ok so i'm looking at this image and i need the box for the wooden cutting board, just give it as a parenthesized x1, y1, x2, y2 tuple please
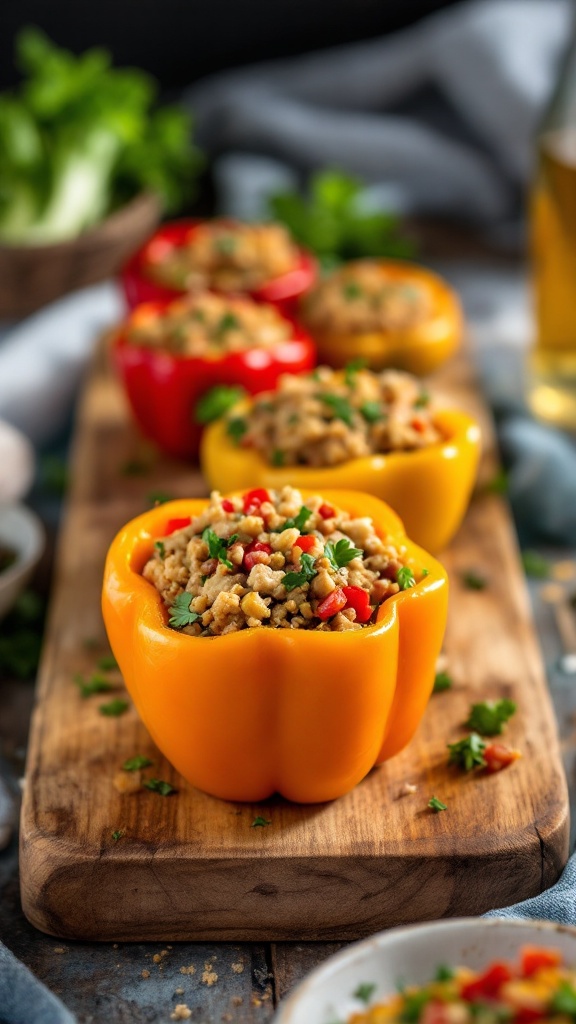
(20, 343, 569, 941)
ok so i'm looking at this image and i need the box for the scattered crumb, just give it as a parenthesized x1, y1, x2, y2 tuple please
(180, 965, 196, 975)
(153, 953, 162, 964)
(202, 966, 218, 986)
(167, 945, 173, 950)
(112, 944, 118, 949)
(231, 997, 243, 1007)
(53, 947, 65, 954)
(113, 769, 142, 794)
(397, 782, 418, 798)
(251, 997, 262, 1007)
(222, 1014, 233, 1021)
(175, 988, 184, 995)
(540, 583, 565, 605)
(231, 962, 244, 974)
(141, 970, 150, 979)
(161, 949, 169, 957)
(171, 1004, 192, 1020)
(553, 560, 576, 582)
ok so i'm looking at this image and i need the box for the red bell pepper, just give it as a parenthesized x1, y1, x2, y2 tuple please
(120, 220, 317, 315)
(317, 588, 348, 621)
(294, 535, 316, 553)
(242, 489, 272, 514)
(460, 963, 512, 1002)
(521, 947, 562, 977)
(165, 517, 191, 534)
(243, 540, 273, 571)
(342, 585, 373, 623)
(112, 303, 315, 460)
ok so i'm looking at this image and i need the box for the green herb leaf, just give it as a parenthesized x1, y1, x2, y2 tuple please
(353, 983, 376, 1005)
(123, 755, 153, 771)
(399, 990, 432, 1022)
(144, 778, 176, 796)
(318, 393, 355, 427)
(413, 391, 430, 409)
(360, 401, 384, 424)
(433, 671, 453, 693)
(215, 235, 236, 255)
(97, 654, 119, 671)
(111, 830, 124, 842)
(195, 385, 246, 425)
(251, 816, 272, 828)
(202, 528, 238, 570)
(324, 538, 363, 570)
(121, 458, 150, 477)
(521, 550, 551, 579)
(434, 965, 454, 981)
(397, 566, 416, 590)
(551, 981, 576, 1016)
(344, 357, 367, 387)
(40, 454, 68, 494)
(276, 506, 313, 533)
(215, 312, 240, 338)
(74, 672, 115, 698)
(466, 699, 516, 736)
(428, 796, 447, 812)
(283, 553, 318, 591)
(227, 416, 248, 444)
(271, 449, 285, 467)
(485, 469, 509, 495)
(461, 570, 487, 590)
(447, 733, 487, 771)
(155, 540, 165, 559)
(99, 698, 129, 717)
(147, 491, 173, 506)
(168, 592, 202, 628)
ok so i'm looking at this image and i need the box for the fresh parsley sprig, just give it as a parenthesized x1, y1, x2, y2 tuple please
(318, 393, 355, 427)
(428, 796, 447, 812)
(144, 779, 176, 796)
(123, 755, 153, 771)
(168, 592, 202, 629)
(74, 672, 115, 698)
(274, 506, 313, 533)
(447, 733, 487, 771)
(397, 566, 416, 590)
(324, 538, 363, 570)
(195, 385, 246, 425)
(202, 528, 238, 570)
(433, 671, 453, 693)
(283, 553, 318, 591)
(466, 699, 516, 736)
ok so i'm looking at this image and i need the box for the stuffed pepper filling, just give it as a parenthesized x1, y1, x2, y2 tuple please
(348, 947, 575, 1023)
(226, 366, 442, 467)
(143, 487, 423, 635)
(125, 293, 293, 358)
(143, 220, 300, 293)
(302, 260, 432, 334)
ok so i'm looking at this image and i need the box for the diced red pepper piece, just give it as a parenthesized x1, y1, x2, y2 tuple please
(318, 503, 335, 519)
(317, 588, 347, 621)
(221, 499, 235, 513)
(421, 1002, 452, 1024)
(243, 489, 271, 515)
(460, 963, 512, 1002)
(243, 540, 272, 572)
(411, 417, 426, 433)
(521, 947, 562, 977)
(165, 517, 192, 534)
(342, 585, 373, 623)
(514, 1009, 547, 1022)
(483, 742, 522, 774)
(294, 535, 316, 553)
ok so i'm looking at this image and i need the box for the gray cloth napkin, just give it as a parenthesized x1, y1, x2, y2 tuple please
(185, 0, 571, 232)
(0, 942, 74, 1024)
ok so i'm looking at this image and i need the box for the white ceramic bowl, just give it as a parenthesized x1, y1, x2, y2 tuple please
(0, 420, 35, 502)
(274, 918, 576, 1024)
(0, 504, 45, 621)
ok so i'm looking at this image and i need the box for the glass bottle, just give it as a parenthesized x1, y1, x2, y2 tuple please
(528, 10, 576, 429)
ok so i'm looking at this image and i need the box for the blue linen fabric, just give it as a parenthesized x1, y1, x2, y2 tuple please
(0, 941, 75, 1024)
(485, 855, 576, 923)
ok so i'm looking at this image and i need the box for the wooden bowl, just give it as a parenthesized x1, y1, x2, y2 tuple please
(0, 192, 162, 318)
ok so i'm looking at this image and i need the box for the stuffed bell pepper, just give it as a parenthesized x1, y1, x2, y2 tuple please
(200, 366, 481, 553)
(102, 487, 448, 803)
(300, 259, 462, 374)
(112, 291, 315, 459)
(121, 218, 317, 314)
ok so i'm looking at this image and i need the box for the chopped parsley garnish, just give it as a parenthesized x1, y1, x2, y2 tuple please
(434, 965, 454, 981)
(428, 796, 447, 812)
(344, 357, 367, 388)
(144, 778, 176, 796)
(168, 592, 202, 628)
(466, 699, 516, 736)
(551, 982, 576, 1016)
(283, 553, 317, 591)
(274, 506, 313, 533)
(521, 550, 551, 579)
(433, 671, 453, 693)
(251, 816, 271, 828)
(342, 281, 363, 300)
(271, 449, 285, 466)
(111, 830, 124, 842)
(215, 312, 240, 338)
(195, 385, 246, 424)
(485, 468, 509, 495)
(353, 983, 376, 1004)
(360, 401, 384, 423)
(154, 540, 165, 559)
(397, 566, 416, 590)
(227, 416, 248, 444)
(413, 390, 430, 409)
(324, 538, 363, 570)
(147, 491, 173, 506)
(97, 654, 119, 672)
(99, 698, 129, 717)
(74, 672, 115, 698)
(318, 393, 354, 427)
(448, 733, 487, 771)
(400, 990, 432, 1022)
(202, 528, 238, 570)
(461, 570, 487, 590)
(123, 755, 153, 771)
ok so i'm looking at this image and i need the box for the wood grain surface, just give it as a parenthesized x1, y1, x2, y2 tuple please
(19, 344, 569, 941)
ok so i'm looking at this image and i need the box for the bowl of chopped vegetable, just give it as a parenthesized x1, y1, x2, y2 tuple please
(0, 29, 201, 316)
(0, 504, 44, 621)
(274, 918, 576, 1024)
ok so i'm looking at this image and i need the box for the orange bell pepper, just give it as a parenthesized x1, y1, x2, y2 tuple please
(102, 490, 448, 804)
(200, 408, 481, 553)
(301, 261, 462, 375)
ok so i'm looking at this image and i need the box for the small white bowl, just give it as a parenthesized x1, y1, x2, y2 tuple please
(0, 420, 35, 502)
(0, 504, 45, 621)
(274, 918, 576, 1024)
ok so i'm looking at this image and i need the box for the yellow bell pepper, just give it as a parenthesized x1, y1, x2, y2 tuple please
(300, 261, 463, 375)
(201, 409, 481, 553)
(102, 490, 448, 804)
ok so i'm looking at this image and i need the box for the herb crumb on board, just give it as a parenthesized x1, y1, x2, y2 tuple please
(428, 796, 447, 812)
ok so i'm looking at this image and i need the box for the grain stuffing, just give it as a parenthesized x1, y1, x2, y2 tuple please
(126, 292, 292, 358)
(144, 220, 299, 293)
(227, 365, 442, 468)
(143, 487, 422, 635)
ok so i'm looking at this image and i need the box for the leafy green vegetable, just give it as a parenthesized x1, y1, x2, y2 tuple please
(360, 401, 384, 424)
(111, 830, 124, 842)
(344, 357, 367, 388)
(0, 28, 201, 243)
(434, 966, 454, 981)
(251, 816, 272, 827)
(99, 698, 129, 717)
(123, 755, 153, 771)
(413, 391, 430, 409)
(521, 550, 551, 579)
(461, 570, 487, 590)
(318, 393, 355, 426)
(399, 990, 432, 1022)
(485, 469, 509, 495)
(433, 671, 453, 693)
(147, 491, 173, 506)
(268, 170, 414, 266)
(227, 416, 248, 444)
(271, 449, 285, 466)
(551, 982, 576, 1016)
(155, 540, 166, 559)
(144, 778, 176, 796)
(168, 592, 202, 629)
(195, 385, 246, 425)
(447, 733, 487, 771)
(397, 567, 416, 590)
(428, 796, 447, 812)
(353, 983, 377, 1004)
(283, 553, 318, 591)
(466, 699, 516, 736)
(324, 538, 363, 570)
(215, 312, 240, 339)
(202, 528, 238, 570)
(275, 506, 313, 533)
(97, 654, 118, 671)
(74, 672, 115, 698)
